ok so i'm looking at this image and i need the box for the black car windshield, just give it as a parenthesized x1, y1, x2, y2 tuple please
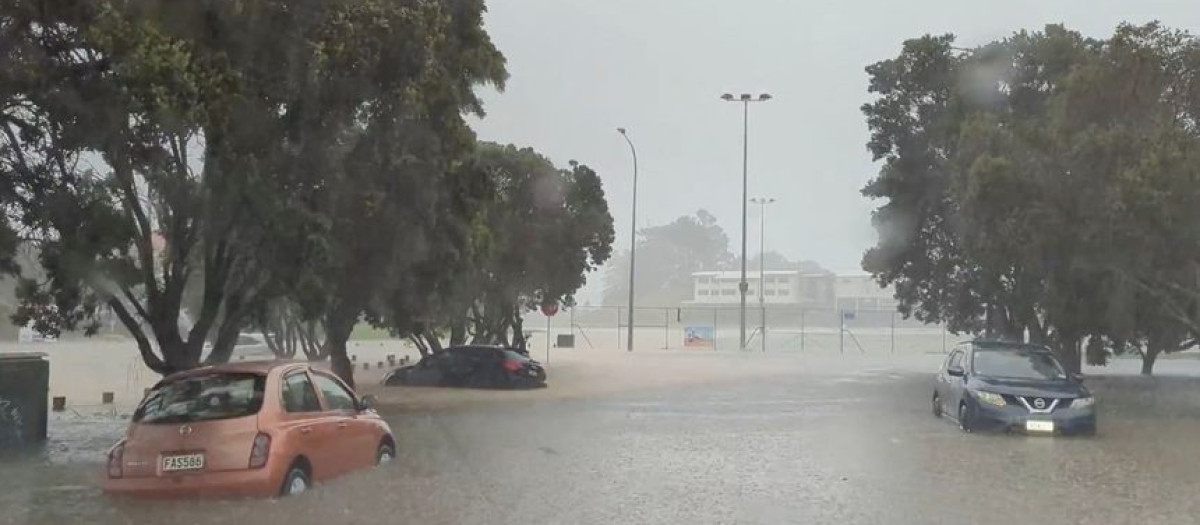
(134, 373, 266, 424)
(973, 349, 1067, 380)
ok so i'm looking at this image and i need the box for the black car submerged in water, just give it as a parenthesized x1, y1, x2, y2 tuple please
(383, 345, 547, 389)
(933, 341, 1096, 436)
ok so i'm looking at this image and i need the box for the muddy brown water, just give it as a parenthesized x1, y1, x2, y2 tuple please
(2, 350, 1200, 524)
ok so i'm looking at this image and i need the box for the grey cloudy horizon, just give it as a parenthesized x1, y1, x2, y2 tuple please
(468, 0, 1199, 303)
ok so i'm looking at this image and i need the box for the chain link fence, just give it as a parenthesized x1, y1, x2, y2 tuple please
(524, 305, 969, 355)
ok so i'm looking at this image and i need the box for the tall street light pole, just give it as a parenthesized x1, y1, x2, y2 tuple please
(750, 196, 776, 352)
(721, 93, 772, 350)
(618, 128, 639, 352)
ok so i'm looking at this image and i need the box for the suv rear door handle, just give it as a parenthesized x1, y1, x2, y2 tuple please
(299, 427, 312, 435)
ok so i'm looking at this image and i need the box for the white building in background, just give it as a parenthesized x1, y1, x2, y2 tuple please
(689, 270, 834, 308)
(834, 273, 897, 311)
(688, 271, 897, 311)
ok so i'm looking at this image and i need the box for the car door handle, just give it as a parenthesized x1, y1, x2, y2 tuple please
(300, 427, 312, 435)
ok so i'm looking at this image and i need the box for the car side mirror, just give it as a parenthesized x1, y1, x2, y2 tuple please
(358, 394, 377, 412)
(947, 365, 965, 378)
(1071, 373, 1084, 382)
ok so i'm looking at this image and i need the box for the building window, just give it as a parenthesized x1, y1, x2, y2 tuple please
(778, 289, 790, 296)
(764, 290, 776, 296)
(698, 277, 711, 284)
(721, 289, 736, 296)
(747, 289, 755, 296)
(698, 290, 710, 296)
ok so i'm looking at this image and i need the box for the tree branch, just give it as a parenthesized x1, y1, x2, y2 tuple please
(111, 158, 160, 304)
(107, 298, 168, 374)
(119, 286, 152, 324)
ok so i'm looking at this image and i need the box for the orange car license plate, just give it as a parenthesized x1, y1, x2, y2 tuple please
(161, 453, 205, 472)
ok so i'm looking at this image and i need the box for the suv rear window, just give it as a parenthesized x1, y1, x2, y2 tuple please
(134, 373, 266, 424)
(503, 350, 529, 361)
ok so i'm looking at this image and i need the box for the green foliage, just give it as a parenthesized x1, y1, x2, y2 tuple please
(384, 143, 614, 352)
(1, 0, 508, 383)
(863, 23, 1200, 374)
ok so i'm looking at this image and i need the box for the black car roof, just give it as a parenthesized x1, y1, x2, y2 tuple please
(969, 340, 1052, 352)
(447, 345, 505, 352)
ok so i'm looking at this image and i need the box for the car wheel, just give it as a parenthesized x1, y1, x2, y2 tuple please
(377, 442, 395, 466)
(280, 465, 311, 497)
(931, 392, 942, 418)
(958, 402, 973, 433)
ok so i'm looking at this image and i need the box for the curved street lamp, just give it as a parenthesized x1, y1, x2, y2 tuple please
(617, 128, 639, 352)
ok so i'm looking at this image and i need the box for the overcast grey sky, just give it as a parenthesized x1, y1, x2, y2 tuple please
(468, 0, 1198, 301)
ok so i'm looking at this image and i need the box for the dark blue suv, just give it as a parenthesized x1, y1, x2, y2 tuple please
(933, 341, 1096, 436)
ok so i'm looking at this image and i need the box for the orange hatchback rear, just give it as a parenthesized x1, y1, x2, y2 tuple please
(103, 361, 394, 498)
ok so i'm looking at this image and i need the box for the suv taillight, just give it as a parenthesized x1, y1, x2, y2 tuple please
(249, 433, 271, 469)
(107, 441, 125, 478)
(503, 360, 524, 372)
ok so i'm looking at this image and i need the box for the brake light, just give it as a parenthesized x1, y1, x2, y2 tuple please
(249, 433, 271, 469)
(107, 441, 125, 479)
(503, 360, 524, 372)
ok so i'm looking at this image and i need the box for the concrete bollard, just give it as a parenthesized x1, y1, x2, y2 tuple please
(362, 362, 370, 371)
(102, 392, 115, 404)
(377, 361, 384, 369)
(52, 397, 66, 412)
(352, 355, 358, 362)
(387, 355, 396, 366)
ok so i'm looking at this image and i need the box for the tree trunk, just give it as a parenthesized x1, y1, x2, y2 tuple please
(511, 311, 526, 351)
(325, 313, 356, 388)
(204, 315, 243, 365)
(449, 320, 467, 346)
(409, 335, 430, 357)
(159, 341, 200, 375)
(301, 321, 327, 361)
(1141, 345, 1162, 376)
(1054, 336, 1082, 375)
(426, 332, 444, 353)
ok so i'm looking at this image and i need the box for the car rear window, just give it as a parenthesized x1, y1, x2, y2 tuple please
(503, 350, 529, 361)
(134, 373, 266, 424)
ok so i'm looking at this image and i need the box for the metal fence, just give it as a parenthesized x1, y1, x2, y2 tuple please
(523, 305, 968, 355)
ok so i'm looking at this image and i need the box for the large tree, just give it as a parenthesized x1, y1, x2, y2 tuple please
(390, 144, 614, 354)
(862, 23, 1200, 374)
(278, 2, 507, 386)
(1, 0, 507, 380)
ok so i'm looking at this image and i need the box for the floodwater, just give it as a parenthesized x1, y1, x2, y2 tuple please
(2, 349, 1200, 524)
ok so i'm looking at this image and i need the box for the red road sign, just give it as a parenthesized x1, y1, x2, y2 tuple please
(541, 303, 559, 317)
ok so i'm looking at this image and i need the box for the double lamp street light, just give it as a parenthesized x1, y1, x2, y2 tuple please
(722, 93, 773, 351)
(619, 92, 771, 353)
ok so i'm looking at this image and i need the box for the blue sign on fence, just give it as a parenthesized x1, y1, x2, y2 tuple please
(684, 326, 715, 348)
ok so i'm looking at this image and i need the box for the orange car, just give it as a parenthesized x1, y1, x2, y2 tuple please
(103, 361, 394, 498)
